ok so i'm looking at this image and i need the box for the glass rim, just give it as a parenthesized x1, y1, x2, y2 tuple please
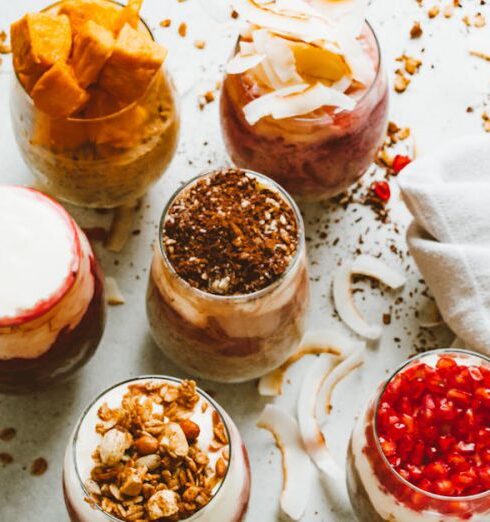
(373, 348, 490, 502)
(156, 168, 306, 303)
(71, 375, 233, 522)
(13, 0, 161, 124)
(232, 18, 384, 121)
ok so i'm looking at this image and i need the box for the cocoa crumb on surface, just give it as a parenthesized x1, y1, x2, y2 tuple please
(0, 427, 16, 441)
(162, 169, 299, 295)
(30, 457, 48, 476)
(0, 453, 13, 465)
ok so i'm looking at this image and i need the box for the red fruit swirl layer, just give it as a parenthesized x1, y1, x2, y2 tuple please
(362, 355, 490, 517)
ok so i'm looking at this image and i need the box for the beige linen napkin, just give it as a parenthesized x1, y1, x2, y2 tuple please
(398, 135, 490, 354)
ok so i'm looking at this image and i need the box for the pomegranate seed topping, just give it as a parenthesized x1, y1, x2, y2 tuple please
(371, 181, 391, 202)
(376, 355, 490, 498)
(392, 154, 412, 174)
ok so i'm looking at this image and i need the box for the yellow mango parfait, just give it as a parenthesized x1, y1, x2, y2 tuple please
(10, 0, 179, 208)
(220, 0, 389, 202)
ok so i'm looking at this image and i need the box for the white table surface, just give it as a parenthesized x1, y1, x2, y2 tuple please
(0, 1, 488, 521)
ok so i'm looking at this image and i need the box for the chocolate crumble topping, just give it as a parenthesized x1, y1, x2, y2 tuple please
(162, 169, 299, 295)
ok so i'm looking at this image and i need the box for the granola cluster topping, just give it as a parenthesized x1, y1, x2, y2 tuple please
(84, 380, 230, 521)
(162, 169, 299, 296)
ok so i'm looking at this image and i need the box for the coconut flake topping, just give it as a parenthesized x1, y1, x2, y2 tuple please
(228, 0, 373, 123)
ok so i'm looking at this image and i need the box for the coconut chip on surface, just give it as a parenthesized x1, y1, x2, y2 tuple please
(227, 0, 373, 124)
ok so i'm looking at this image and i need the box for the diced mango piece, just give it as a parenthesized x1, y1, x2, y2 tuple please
(31, 62, 89, 118)
(10, 13, 72, 77)
(99, 24, 166, 104)
(292, 43, 350, 83)
(83, 85, 124, 118)
(59, 0, 121, 35)
(72, 20, 114, 87)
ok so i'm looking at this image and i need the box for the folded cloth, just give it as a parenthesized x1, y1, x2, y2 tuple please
(398, 135, 490, 355)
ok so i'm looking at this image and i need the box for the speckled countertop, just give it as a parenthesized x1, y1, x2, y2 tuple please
(0, 0, 488, 520)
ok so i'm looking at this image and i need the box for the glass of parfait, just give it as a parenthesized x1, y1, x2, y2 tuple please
(220, 0, 389, 202)
(10, 0, 179, 209)
(347, 349, 490, 521)
(146, 168, 309, 383)
(63, 376, 251, 522)
(0, 185, 105, 393)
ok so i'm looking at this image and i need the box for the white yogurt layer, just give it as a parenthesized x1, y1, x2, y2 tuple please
(0, 186, 95, 360)
(0, 186, 77, 321)
(64, 378, 249, 522)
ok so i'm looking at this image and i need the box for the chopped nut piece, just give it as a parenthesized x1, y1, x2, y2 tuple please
(135, 453, 161, 471)
(178, 22, 187, 37)
(428, 5, 440, 18)
(394, 70, 411, 93)
(443, 4, 453, 18)
(99, 429, 132, 465)
(0, 453, 13, 465)
(179, 419, 201, 442)
(215, 457, 227, 478)
(134, 435, 159, 455)
(84, 479, 101, 496)
(482, 112, 490, 133)
(30, 457, 48, 476)
(410, 21, 423, 38)
(120, 468, 145, 496)
(474, 13, 486, 28)
(0, 427, 16, 441)
(160, 422, 189, 457)
(147, 489, 179, 519)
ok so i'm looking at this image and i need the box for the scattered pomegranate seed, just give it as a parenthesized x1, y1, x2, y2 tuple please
(376, 355, 490, 498)
(392, 154, 412, 174)
(371, 181, 391, 202)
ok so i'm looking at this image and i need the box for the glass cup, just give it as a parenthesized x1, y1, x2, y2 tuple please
(220, 22, 389, 202)
(63, 376, 251, 522)
(347, 349, 490, 521)
(146, 170, 309, 383)
(10, 0, 179, 209)
(0, 186, 106, 393)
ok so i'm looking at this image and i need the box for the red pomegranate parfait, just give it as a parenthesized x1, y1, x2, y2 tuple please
(0, 186, 106, 393)
(220, 0, 389, 202)
(347, 349, 490, 521)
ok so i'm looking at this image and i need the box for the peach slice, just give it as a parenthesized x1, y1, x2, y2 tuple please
(31, 62, 89, 118)
(292, 43, 350, 83)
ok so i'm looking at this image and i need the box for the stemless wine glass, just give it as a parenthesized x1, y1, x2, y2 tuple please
(220, 22, 389, 202)
(146, 170, 309, 383)
(347, 349, 490, 521)
(10, 0, 179, 209)
(0, 186, 106, 393)
(63, 376, 251, 522)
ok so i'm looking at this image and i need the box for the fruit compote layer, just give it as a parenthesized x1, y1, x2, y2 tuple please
(220, 23, 389, 202)
(348, 350, 490, 521)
